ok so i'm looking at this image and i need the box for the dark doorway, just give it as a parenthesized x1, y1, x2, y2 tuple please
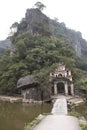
(68, 86, 71, 95)
(51, 86, 54, 95)
(57, 82, 64, 94)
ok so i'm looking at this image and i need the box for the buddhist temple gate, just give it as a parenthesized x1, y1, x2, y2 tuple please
(50, 64, 74, 96)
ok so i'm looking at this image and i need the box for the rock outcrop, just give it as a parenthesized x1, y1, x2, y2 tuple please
(11, 7, 87, 59)
(25, 8, 50, 34)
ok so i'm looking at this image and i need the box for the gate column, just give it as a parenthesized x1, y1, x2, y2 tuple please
(54, 83, 57, 95)
(71, 83, 74, 96)
(64, 82, 68, 96)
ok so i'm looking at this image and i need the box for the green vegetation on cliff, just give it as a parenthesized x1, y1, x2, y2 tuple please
(0, 32, 85, 95)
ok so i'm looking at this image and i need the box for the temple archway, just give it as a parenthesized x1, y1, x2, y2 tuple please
(57, 82, 64, 94)
(50, 64, 74, 96)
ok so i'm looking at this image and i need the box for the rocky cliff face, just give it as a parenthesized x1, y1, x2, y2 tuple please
(50, 19, 87, 58)
(16, 8, 87, 59)
(25, 8, 50, 34)
(68, 31, 82, 57)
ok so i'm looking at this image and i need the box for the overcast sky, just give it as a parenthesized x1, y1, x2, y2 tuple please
(0, 0, 87, 40)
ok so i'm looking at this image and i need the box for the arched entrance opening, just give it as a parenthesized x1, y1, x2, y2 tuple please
(68, 86, 71, 95)
(57, 82, 64, 94)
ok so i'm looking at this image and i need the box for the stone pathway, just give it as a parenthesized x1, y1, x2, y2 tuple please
(33, 115, 82, 130)
(51, 95, 85, 106)
(33, 98, 82, 130)
(51, 98, 67, 115)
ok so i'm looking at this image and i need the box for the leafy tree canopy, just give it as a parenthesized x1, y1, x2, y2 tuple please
(35, 1, 46, 11)
(0, 32, 79, 94)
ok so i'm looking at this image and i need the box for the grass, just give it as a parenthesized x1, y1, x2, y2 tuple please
(24, 113, 51, 130)
(69, 110, 81, 118)
(80, 124, 87, 130)
(24, 116, 43, 130)
(69, 110, 87, 130)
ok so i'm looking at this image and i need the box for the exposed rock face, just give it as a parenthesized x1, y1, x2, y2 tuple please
(17, 8, 87, 59)
(17, 75, 41, 100)
(17, 75, 38, 89)
(17, 75, 50, 101)
(25, 8, 50, 34)
(50, 19, 87, 58)
(70, 32, 82, 57)
(70, 33, 87, 58)
(74, 41, 81, 57)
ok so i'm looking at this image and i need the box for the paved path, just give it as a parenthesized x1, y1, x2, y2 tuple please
(51, 98, 67, 115)
(34, 115, 82, 130)
(52, 95, 85, 105)
(33, 98, 82, 130)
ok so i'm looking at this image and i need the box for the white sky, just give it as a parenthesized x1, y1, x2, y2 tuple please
(0, 0, 87, 40)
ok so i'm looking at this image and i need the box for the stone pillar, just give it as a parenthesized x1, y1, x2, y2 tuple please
(64, 82, 68, 96)
(54, 83, 58, 95)
(71, 83, 74, 96)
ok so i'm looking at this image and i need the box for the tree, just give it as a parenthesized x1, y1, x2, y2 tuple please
(10, 22, 18, 36)
(77, 79, 87, 95)
(10, 22, 19, 29)
(16, 39, 27, 59)
(35, 1, 46, 11)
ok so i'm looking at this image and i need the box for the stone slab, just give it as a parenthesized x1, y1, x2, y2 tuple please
(51, 98, 67, 115)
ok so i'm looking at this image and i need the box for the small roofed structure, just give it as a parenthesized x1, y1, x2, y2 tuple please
(50, 64, 74, 96)
(17, 75, 40, 100)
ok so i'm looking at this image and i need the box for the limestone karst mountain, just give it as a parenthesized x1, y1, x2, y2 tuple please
(15, 8, 87, 59)
(0, 8, 87, 59)
(0, 5, 87, 95)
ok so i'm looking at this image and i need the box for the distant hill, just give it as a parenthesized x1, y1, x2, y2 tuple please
(0, 39, 12, 56)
